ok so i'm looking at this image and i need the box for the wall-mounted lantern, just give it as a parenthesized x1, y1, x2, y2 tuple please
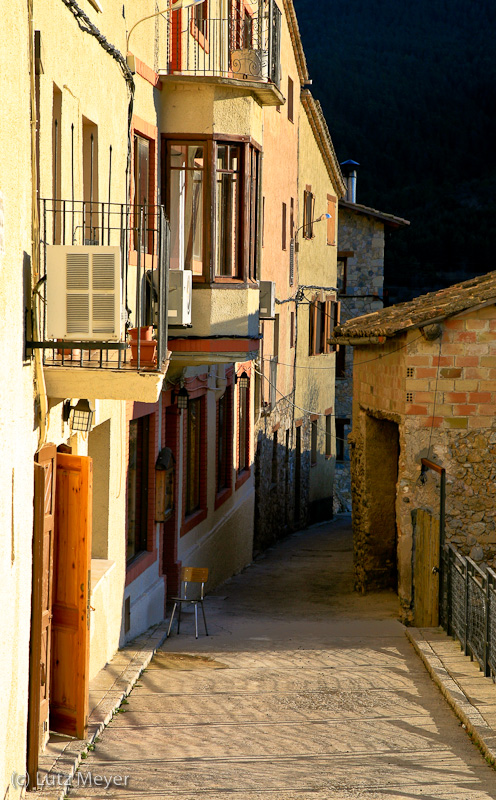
(237, 371, 249, 389)
(176, 386, 189, 411)
(63, 398, 94, 433)
(155, 446, 175, 522)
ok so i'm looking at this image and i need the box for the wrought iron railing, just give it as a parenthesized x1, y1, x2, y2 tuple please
(30, 200, 170, 372)
(440, 543, 496, 679)
(163, 0, 281, 88)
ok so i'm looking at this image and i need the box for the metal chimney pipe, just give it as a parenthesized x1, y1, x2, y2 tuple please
(340, 160, 360, 204)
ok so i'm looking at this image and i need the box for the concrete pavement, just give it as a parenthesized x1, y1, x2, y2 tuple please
(67, 516, 496, 799)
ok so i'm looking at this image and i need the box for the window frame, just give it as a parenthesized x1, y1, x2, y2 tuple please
(335, 418, 350, 463)
(310, 418, 318, 466)
(309, 295, 340, 356)
(303, 187, 315, 239)
(216, 384, 233, 504)
(237, 375, 251, 481)
(164, 134, 261, 284)
(126, 415, 151, 564)
(191, 0, 209, 50)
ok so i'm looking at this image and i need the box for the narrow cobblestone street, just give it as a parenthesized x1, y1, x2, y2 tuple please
(70, 517, 496, 799)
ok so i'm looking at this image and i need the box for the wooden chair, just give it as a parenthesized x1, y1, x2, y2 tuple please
(167, 567, 209, 639)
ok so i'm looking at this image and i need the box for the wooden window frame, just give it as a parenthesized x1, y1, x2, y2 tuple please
(282, 202, 287, 250)
(191, 0, 209, 52)
(163, 134, 261, 284)
(327, 194, 336, 246)
(236, 375, 251, 485)
(325, 413, 332, 459)
(335, 418, 350, 462)
(185, 396, 205, 518)
(303, 187, 315, 239)
(288, 76, 294, 122)
(309, 295, 340, 356)
(215, 384, 233, 508)
(126, 415, 152, 564)
(310, 419, 318, 466)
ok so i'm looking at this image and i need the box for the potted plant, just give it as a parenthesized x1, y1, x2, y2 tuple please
(128, 325, 157, 367)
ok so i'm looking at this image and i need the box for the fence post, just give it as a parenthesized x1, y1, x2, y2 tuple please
(446, 546, 452, 637)
(484, 575, 490, 677)
(464, 561, 469, 656)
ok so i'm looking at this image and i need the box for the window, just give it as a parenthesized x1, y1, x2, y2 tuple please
(311, 419, 318, 466)
(336, 345, 346, 378)
(186, 398, 202, 515)
(217, 388, 232, 494)
(288, 76, 294, 122)
(193, 0, 208, 39)
(269, 357, 278, 409)
(337, 257, 348, 294)
(289, 197, 295, 284)
(169, 143, 204, 274)
(282, 202, 287, 250)
(335, 418, 350, 462)
(216, 144, 241, 277)
(327, 194, 336, 246)
(303, 188, 314, 239)
(82, 118, 98, 244)
(309, 296, 340, 356)
(166, 138, 260, 281)
(52, 86, 63, 244)
(127, 416, 150, 562)
(290, 311, 295, 348)
(238, 378, 249, 473)
(134, 134, 151, 251)
(325, 414, 332, 458)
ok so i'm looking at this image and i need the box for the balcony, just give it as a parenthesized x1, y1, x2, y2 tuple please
(29, 201, 170, 403)
(158, 0, 283, 107)
(168, 283, 260, 367)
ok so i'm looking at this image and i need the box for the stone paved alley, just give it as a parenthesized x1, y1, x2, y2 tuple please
(69, 517, 496, 799)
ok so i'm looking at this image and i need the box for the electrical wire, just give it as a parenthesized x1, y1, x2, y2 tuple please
(260, 333, 424, 371)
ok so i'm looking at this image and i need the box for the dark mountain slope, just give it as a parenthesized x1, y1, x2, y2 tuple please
(294, 0, 496, 302)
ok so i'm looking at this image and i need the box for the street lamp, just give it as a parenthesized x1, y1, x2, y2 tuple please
(292, 213, 331, 253)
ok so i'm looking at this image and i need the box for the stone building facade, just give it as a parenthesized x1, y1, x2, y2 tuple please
(333, 271, 496, 623)
(334, 195, 409, 513)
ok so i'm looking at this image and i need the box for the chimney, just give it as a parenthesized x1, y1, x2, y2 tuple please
(340, 160, 360, 204)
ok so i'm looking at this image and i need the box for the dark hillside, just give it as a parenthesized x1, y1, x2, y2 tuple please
(294, 0, 496, 302)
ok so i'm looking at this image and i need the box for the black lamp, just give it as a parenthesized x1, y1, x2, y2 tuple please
(63, 399, 94, 432)
(176, 387, 189, 410)
(237, 372, 249, 389)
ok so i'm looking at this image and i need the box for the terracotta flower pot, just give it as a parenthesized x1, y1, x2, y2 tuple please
(128, 326, 157, 367)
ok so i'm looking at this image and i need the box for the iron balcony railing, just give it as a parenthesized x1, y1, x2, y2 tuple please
(164, 0, 281, 88)
(440, 543, 496, 680)
(30, 200, 170, 372)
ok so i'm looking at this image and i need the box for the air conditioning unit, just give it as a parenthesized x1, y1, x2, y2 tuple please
(231, 49, 269, 81)
(168, 269, 192, 326)
(46, 245, 122, 341)
(259, 280, 276, 320)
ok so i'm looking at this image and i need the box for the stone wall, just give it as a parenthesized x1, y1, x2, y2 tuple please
(254, 396, 311, 552)
(334, 208, 385, 513)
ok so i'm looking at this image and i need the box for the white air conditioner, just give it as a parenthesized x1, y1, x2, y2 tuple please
(46, 245, 123, 341)
(168, 269, 192, 326)
(259, 280, 276, 320)
(231, 49, 269, 81)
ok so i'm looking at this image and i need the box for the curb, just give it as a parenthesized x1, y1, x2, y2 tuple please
(31, 621, 168, 799)
(406, 627, 496, 767)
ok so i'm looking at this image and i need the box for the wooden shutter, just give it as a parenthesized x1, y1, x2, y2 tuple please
(51, 453, 92, 739)
(28, 445, 57, 787)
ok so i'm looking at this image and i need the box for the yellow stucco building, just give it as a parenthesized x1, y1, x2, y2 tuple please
(0, 1, 346, 794)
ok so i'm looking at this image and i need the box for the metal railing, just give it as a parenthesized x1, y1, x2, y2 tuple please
(31, 200, 170, 372)
(163, 0, 281, 88)
(440, 543, 496, 679)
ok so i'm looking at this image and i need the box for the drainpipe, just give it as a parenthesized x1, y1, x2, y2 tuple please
(340, 160, 360, 204)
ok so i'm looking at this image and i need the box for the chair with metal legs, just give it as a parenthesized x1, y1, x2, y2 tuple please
(167, 567, 209, 639)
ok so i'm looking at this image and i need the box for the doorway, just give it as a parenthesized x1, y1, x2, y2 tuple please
(363, 415, 399, 590)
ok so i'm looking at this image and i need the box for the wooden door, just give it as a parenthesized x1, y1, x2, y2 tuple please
(414, 508, 440, 626)
(28, 445, 57, 787)
(51, 453, 92, 739)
